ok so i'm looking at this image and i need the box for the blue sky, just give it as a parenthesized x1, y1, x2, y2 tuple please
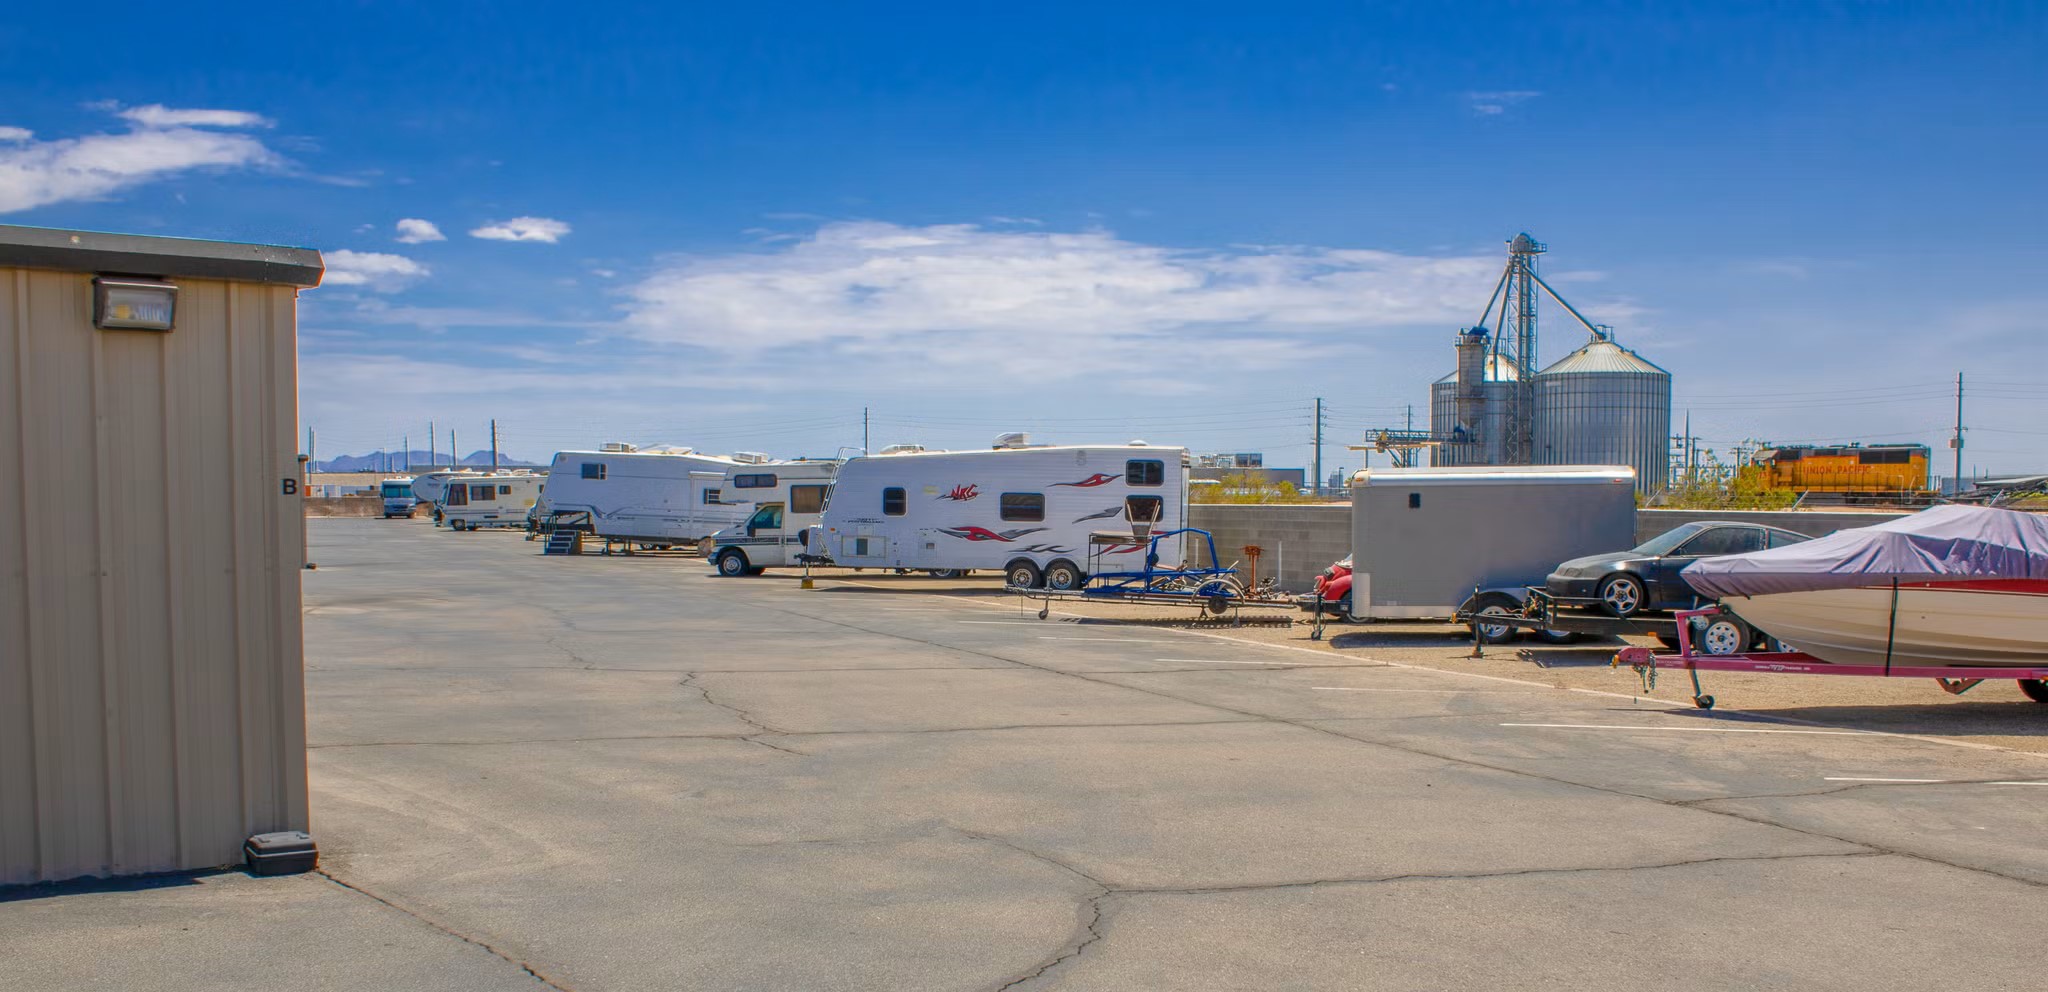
(3, 1, 2042, 476)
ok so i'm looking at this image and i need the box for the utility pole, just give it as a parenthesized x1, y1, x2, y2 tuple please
(308, 427, 316, 474)
(490, 419, 500, 472)
(450, 428, 457, 467)
(1951, 372, 1965, 494)
(404, 434, 410, 472)
(1313, 397, 1324, 497)
(429, 420, 436, 469)
(863, 407, 870, 455)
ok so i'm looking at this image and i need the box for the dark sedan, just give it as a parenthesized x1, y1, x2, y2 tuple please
(1546, 521, 1812, 617)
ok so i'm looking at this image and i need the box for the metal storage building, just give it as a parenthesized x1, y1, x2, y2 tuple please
(0, 225, 323, 885)
(1532, 332, 1671, 495)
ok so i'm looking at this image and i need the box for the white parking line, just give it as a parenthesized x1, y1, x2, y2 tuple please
(1989, 781, 2048, 786)
(1824, 777, 1944, 783)
(1503, 723, 1875, 736)
(957, 620, 1047, 625)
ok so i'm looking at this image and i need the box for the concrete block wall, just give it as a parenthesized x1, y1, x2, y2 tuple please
(1188, 503, 1923, 594)
(1186, 503, 1350, 593)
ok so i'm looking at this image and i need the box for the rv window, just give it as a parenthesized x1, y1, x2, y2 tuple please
(1000, 493, 1045, 522)
(499, 485, 511, 495)
(470, 484, 496, 502)
(444, 486, 467, 506)
(733, 474, 778, 489)
(702, 488, 721, 505)
(882, 487, 906, 516)
(747, 505, 783, 531)
(1125, 495, 1162, 522)
(1126, 459, 1165, 486)
(581, 463, 606, 480)
(790, 485, 828, 514)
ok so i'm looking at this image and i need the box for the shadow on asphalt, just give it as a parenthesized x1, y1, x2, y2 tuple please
(0, 868, 235, 904)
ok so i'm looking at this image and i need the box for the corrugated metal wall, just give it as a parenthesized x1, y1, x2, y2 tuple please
(1, 268, 307, 885)
(1428, 379, 1517, 467)
(1533, 370, 1672, 495)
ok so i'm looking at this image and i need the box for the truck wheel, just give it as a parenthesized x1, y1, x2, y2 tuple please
(1005, 559, 1043, 589)
(1043, 560, 1085, 591)
(928, 569, 967, 579)
(1598, 574, 1645, 617)
(2017, 679, 2048, 704)
(1697, 615, 1751, 656)
(716, 550, 751, 577)
(1469, 592, 1520, 644)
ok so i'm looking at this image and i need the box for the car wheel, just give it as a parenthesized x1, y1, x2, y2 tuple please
(1005, 559, 1043, 589)
(1533, 629, 1581, 645)
(2018, 679, 2048, 704)
(1043, 560, 1085, 591)
(1697, 615, 1751, 656)
(1469, 592, 1520, 644)
(716, 550, 751, 577)
(1597, 574, 1645, 618)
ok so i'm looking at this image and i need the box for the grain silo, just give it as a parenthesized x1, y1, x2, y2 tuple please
(1429, 327, 1522, 467)
(1533, 330, 1671, 494)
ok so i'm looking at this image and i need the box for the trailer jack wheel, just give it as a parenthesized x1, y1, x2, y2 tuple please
(1038, 605, 1050, 620)
(1693, 695, 1716, 710)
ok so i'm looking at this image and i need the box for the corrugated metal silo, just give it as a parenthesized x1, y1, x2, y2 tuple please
(1429, 355, 1520, 467)
(1533, 333, 1671, 494)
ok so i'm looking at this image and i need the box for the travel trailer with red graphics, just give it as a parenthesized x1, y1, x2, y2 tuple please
(811, 442, 1192, 587)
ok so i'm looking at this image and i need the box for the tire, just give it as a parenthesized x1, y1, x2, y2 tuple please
(1534, 629, 1581, 645)
(1469, 592, 1520, 645)
(1205, 596, 1231, 616)
(927, 569, 967, 579)
(1696, 615, 1751, 656)
(1043, 560, 1085, 591)
(1005, 559, 1043, 589)
(1654, 630, 1682, 650)
(716, 550, 751, 577)
(2018, 679, 2048, 704)
(1597, 574, 1646, 618)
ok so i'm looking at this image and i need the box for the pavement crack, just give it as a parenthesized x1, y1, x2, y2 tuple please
(1116, 850, 1888, 897)
(316, 868, 572, 991)
(681, 671, 785, 735)
(743, 735, 807, 756)
(951, 828, 1111, 992)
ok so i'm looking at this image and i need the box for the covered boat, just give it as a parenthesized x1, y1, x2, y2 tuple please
(1681, 505, 2048, 669)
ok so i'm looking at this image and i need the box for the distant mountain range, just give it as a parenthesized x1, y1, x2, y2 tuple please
(311, 449, 543, 473)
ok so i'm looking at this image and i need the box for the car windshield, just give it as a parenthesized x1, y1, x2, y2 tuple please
(1629, 522, 1711, 557)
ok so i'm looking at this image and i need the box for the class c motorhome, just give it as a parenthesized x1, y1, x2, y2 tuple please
(439, 473, 547, 531)
(812, 442, 1191, 588)
(542, 447, 762, 547)
(701, 460, 841, 575)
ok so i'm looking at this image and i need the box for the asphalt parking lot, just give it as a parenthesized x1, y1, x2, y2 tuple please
(7, 517, 2047, 990)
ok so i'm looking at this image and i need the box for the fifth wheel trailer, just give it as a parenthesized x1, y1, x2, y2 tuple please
(814, 443, 1191, 588)
(1344, 466, 1637, 621)
(1, 224, 322, 885)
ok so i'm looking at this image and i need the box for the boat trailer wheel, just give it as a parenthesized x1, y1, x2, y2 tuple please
(1693, 694, 1716, 710)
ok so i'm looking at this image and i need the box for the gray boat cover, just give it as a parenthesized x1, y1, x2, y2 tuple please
(1681, 505, 2048, 599)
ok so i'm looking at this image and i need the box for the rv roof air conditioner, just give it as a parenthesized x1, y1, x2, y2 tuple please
(877, 444, 927, 455)
(600, 442, 638, 453)
(732, 451, 772, 464)
(992, 432, 1032, 449)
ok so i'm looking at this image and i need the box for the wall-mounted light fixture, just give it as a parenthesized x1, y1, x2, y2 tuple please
(93, 276, 178, 331)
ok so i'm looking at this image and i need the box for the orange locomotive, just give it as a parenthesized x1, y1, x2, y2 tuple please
(1748, 443, 1932, 495)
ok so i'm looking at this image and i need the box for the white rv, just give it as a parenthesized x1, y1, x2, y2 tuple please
(814, 443, 1191, 588)
(409, 469, 479, 521)
(701, 461, 841, 575)
(440, 474, 547, 531)
(542, 447, 761, 546)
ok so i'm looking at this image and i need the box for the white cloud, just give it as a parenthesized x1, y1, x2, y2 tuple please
(1466, 90, 1542, 115)
(394, 217, 446, 243)
(470, 216, 571, 243)
(622, 221, 1499, 374)
(117, 104, 274, 129)
(0, 105, 280, 213)
(320, 250, 429, 292)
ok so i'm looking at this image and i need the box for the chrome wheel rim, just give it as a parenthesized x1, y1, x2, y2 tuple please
(1476, 605, 1512, 641)
(1602, 580, 1640, 614)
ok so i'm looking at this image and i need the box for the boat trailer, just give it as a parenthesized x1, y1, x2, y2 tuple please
(1008, 527, 1294, 623)
(1613, 607, 2048, 710)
